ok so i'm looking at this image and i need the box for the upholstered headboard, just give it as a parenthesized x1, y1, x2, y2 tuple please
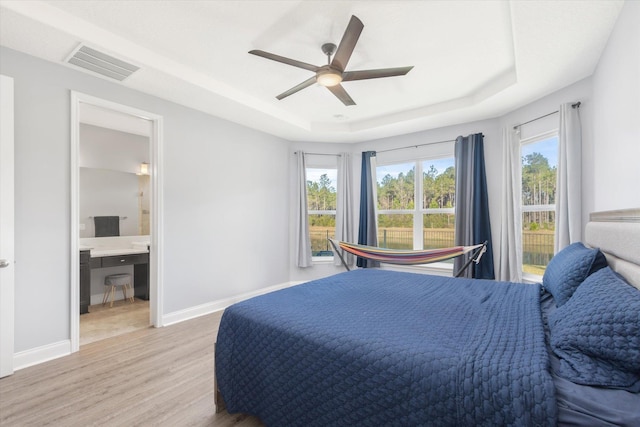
(585, 208, 640, 290)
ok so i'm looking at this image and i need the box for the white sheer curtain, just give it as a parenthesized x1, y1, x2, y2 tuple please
(556, 103, 582, 252)
(295, 151, 312, 267)
(334, 153, 354, 267)
(498, 127, 523, 282)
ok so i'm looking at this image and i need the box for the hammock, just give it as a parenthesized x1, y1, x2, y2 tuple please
(329, 239, 487, 276)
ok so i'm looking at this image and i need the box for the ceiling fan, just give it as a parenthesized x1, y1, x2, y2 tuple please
(249, 15, 414, 106)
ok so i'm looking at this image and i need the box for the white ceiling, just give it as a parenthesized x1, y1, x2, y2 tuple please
(0, 0, 624, 143)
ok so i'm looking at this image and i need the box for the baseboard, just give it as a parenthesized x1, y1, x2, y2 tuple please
(162, 281, 306, 326)
(14, 340, 71, 371)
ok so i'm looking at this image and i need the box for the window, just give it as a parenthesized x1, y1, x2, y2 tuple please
(377, 162, 415, 249)
(521, 133, 558, 276)
(376, 157, 455, 259)
(307, 168, 337, 258)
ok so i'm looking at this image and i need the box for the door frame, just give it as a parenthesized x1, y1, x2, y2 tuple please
(70, 92, 164, 352)
(0, 74, 15, 377)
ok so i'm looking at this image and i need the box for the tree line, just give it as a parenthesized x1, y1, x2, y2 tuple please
(376, 165, 455, 229)
(306, 151, 555, 231)
(307, 174, 337, 227)
(522, 152, 556, 230)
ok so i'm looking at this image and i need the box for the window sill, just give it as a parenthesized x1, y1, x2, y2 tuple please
(522, 272, 543, 284)
(380, 262, 454, 277)
(312, 257, 335, 265)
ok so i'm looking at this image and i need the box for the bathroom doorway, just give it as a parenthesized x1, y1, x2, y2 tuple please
(70, 92, 163, 352)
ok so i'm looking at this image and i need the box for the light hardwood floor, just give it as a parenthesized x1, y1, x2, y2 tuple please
(0, 310, 264, 426)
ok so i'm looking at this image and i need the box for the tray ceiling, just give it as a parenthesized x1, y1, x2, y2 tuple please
(0, 0, 624, 142)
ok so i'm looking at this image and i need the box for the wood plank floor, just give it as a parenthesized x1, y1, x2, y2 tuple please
(0, 311, 264, 426)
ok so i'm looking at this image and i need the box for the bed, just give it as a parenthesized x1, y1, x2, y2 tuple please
(215, 209, 640, 426)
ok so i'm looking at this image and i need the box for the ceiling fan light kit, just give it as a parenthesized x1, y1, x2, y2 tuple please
(249, 15, 413, 106)
(316, 68, 343, 87)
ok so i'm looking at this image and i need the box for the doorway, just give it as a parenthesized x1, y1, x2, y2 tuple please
(70, 92, 163, 352)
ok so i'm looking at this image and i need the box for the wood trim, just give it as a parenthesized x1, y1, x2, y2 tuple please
(13, 340, 70, 371)
(70, 92, 164, 352)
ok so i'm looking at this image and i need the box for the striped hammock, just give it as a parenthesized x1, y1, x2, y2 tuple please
(329, 239, 487, 273)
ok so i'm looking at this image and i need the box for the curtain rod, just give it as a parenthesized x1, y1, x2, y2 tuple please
(376, 138, 456, 154)
(293, 152, 341, 157)
(513, 101, 581, 130)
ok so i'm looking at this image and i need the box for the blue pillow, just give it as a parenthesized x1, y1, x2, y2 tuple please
(543, 242, 607, 306)
(549, 267, 640, 390)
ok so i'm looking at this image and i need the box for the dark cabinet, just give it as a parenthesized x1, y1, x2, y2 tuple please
(79, 250, 90, 314)
(80, 249, 150, 312)
(134, 260, 149, 300)
(99, 253, 149, 300)
(100, 253, 149, 268)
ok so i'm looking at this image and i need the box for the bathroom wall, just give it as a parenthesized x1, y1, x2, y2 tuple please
(79, 123, 150, 237)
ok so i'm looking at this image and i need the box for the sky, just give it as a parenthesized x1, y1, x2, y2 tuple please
(307, 167, 337, 187)
(521, 136, 558, 168)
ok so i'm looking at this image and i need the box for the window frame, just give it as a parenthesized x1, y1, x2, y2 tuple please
(376, 154, 456, 271)
(305, 164, 338, 262)
(519, 129, 558, 281)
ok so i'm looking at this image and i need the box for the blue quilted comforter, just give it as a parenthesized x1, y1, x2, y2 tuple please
(215, 269, 557, 426)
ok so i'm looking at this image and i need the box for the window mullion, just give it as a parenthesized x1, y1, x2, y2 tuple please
(414, 161, 423, 250)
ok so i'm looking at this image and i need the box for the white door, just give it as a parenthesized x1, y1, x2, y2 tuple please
(0, 74, 15, 378)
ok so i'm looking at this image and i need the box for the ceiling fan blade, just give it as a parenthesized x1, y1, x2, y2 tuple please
(327, 84, 356, 106)
(249, 50, 319, 72)
(331, 15, 364, 72)
(276, 76, 317, 100)
(342, 66, 414, 82)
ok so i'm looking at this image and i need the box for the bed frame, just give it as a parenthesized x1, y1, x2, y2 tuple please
(214, 208, 640, 414)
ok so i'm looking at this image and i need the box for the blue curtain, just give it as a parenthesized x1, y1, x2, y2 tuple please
(357, 151, 380, 268)
(454, 134, 495, 279)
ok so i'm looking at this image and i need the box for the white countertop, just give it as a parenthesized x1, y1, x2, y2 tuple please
(89, 248, 149, 258)
(79, 235, 150, 258)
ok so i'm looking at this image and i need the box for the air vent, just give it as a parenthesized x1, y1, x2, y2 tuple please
(67, 45, 139, 81)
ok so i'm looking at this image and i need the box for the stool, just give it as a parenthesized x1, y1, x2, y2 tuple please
(103, 273, 135, 307)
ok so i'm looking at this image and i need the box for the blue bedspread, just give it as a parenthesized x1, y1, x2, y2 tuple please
(215, 269, 557, 426)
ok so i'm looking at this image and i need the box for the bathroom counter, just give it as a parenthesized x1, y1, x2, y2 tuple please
(79, 236, 151, 314)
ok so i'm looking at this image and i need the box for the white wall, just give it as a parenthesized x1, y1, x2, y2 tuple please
(591, 0, 640, 212)
(0, 46, 291, 354)
(79, 168, 140, 237)
(79, 124, 150, 238)
(80, 124, 149, 174)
